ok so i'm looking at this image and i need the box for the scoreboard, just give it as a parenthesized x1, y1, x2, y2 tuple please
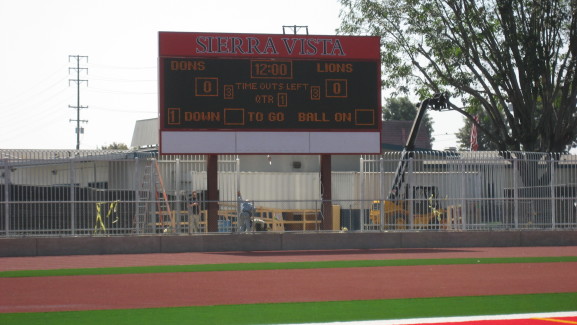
(159, 32, 381, 154)
(162, 58, 379, 130)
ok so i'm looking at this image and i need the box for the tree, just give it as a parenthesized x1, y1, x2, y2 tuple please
(339, 0, 577, 153)
(100, 142, 129, 150)
(383, 96, 435, 146)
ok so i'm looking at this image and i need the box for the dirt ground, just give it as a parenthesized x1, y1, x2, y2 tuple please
(1, 246, 576, 313)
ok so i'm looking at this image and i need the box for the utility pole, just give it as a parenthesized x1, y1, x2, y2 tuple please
(68, 55, 88, 150)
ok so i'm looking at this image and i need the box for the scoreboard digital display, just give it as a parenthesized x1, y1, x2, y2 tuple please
(162, 58, 379, 130)
(159, 32, 381, 154)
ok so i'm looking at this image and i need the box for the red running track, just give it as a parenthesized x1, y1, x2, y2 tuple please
(1, 247, 576, 313)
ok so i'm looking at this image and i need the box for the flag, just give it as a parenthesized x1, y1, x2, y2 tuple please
(470, 115, 479, 151)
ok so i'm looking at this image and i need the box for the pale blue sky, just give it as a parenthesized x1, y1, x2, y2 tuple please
(0, 0, 461, 150)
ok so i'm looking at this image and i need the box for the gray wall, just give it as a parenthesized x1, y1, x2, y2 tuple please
(1, 231, 576, 257)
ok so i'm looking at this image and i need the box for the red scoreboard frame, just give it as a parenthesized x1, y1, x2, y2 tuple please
(159, 31, 381, 154)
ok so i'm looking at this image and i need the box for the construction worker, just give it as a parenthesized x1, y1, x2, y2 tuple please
(187, 191, 201, 233)
(237, 191, 253, 232)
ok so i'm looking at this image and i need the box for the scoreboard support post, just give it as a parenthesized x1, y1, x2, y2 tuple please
(320, 155, 333, 230)
(207, 155, 219, 232)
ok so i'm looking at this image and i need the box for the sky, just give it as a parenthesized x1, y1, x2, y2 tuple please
(0, 0, 462, 151)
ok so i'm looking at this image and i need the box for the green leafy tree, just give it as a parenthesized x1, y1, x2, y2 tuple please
(100, 142, 129, 150)
(383, 96, 435, 146)
(339, 0, 577, 153)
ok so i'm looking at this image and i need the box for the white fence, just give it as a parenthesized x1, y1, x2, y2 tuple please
(359, 151, 577, 231)
(1, 149, 576, 236)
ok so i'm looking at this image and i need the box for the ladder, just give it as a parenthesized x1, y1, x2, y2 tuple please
(134, 159, 153, 233)
(153, 159, 174, 232)
(133, 159, 173, 233)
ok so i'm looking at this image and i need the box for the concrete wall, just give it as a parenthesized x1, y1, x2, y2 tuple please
(1, 231, 576, 257)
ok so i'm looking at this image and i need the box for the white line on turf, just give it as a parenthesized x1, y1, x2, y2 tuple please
(279, 311, 577, 325)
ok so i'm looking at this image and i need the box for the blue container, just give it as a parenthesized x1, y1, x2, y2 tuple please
(218, 219, 232, 232)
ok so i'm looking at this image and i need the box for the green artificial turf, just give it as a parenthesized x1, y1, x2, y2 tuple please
(1, 292, 576, 325)
(1, 256, 576, 278)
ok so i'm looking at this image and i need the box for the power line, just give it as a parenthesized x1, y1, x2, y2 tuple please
(68, 55, 88, 150)
(0, 64, 68, 105)
(90, 63, 156, 70)
(90, 105, 155, 114)
(89, 74, 156, 82)
(87, 86, 157, 95)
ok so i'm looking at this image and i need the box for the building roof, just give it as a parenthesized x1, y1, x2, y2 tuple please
(131, 118, 158, 148)
(0, 149, 154, 168)
(130, 118, 432, 151)
(381, 120, 432, 151)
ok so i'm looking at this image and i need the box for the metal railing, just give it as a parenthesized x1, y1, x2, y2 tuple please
(1, 149, 576, 236)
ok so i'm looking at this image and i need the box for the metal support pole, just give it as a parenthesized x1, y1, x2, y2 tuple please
(175, 158, 181, 233)
(359, 157, 365, 231)
(69, 157, 76, 235)
(550, 156, 556, 229)
(408, 158, 414, 230)
(236, 157, 240, 194)
(3, 160, 10, 236)
(460, 158, 467, 230)
(380, 157, 385, 231)
(513, 159, 519, 229)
